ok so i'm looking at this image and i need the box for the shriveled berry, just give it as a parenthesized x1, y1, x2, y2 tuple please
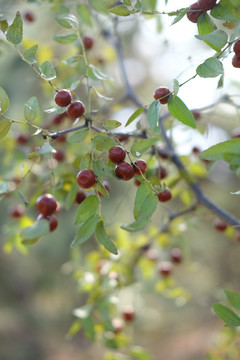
(197, 0, 217, 11)
(77, 169, 96, 189)
(187, 3, 204, 23)
(67, 101, 85, 119)
(158, 261, 173, 277)
(171, 248, 182, 264)
(10, 204, 25, 218)
(36, 194, 57, 216)
(54, 89, 72, 107)
(153, 87, 171, 104)
(232, 54, 240, 68)
(134, 159, 147, 175)
(75, 190, 87, 204)
(233, 40, 240, 56)
(37, 214, 58, 232)
(213, 219, 227, 232)
(83, 36, 94, 50)
(115, 161, 134, 181)
(157, 188, 172, 202)
(109, 146, 126, 164)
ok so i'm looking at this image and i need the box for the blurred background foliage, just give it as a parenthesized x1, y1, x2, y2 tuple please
(1, 0, 240, 359)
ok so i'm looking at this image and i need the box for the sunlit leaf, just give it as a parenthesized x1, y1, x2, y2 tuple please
(125, 106, 145, 127)
(213, 303, 240, 326)
(200, 139, 240, 161)
(0, 119, 11, 139)
(168, 96, 196, 128)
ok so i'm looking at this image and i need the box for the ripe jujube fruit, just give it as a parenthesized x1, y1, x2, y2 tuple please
(232, 55, 240, 68)
(156, 166, 168, 180)
(23, 11, 35, 22)
(53, 149, 65, 162)
(197, 0, 217, 11)
(37, 214, 58, 232)
(134, 179, 141, 187)
(115, 161, 135, 181)
(36, 194, 57, 216)
(109, 146, 126, 164)
(54, 89, 72, 107)
(213, 219, 227, 232)
(75, 190, 87, 204)
(170, 248, 182, 264)
(83, 36, 94, 50)
(157, 188, 172, 202)
(122, 306, 135, 322)
(134, 159, 147, 175)
(153, 87, 171, 104)
(17, 134, 29, 145)
(158, 261, 173, 277)
(118, 134, 129, 142)
(187, 3, 203, 23)
(233, 40, 240, 56)
(10, 204, 25, 218)
(67, 101, 85, 119)
(56, 133, 67, 143)
(77, 169, 96, 189)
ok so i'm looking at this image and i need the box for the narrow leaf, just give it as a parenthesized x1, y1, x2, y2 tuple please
(0, 86, 10, 113)
(53, 33, 78, 44)
(125, 107, 145, 127)
(40, 61, 56, 80)
(147, 100, 161, 134)
(134, 182, 152, 219)
(168, 96, 196, 128)
(171, 8, 188, 25)
(104, 120, 121, 129)
(121, 217, 150, 232)
(6, 11, 23, 45)
(213, 303, 240, 326)
(88, 64, 113, 81)
(74, 195, 99, 225)
(71, 214, 100, 247)
(96, 221, 118, 255)
(200, 139, 240, 161)
(137, 193, 158, 221)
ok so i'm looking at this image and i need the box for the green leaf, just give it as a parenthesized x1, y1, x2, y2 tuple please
(0, 181, 10, 194)
(74, 195, 99, 225)
(71, 214, 100, 248)
(200, 139, 240, 161)
(38, 142, 56, 155)
(168, 96, 196, 128)
(92, 135, 117, 151)
(130, 138, 159, 157)
(24, 96, 39, 122)
(104, 120, 121, 130)
(89, 0, 108, 13)
(210, 3, 239, 22)
(93, 88, 113, 101)
(137, 193, 158, 221)
(21, 219, 49, 240)
(195, 30, 228, 52)
(147, 100, 161, 134)
(22, 238, 40, 245)
(67, 128, 88, 143)
(134, 182, 152, 219)
(109, 5, 131, 16)
(124, 0, 132, 5)
(65, 182, 78, 210)
(0, 119, 11, 139)
(224, 289, 240, 311)
(76, 5, 92, 25)
(125, 106, 145, 127)
(197, 57, 223, 78)
(197, 12, 216, 35)
(173, 79, 180, 96)
(121, 217, 150, 232)
(96, 221, 118, 255)
(6, 11, 23, 45)
(88, 64, 113, 81)
(212, 303, 240, 326)
(93, 160, 116, 180)
(0, 86, 10, 113)
(23, 44, 38, 64)
(95, 182, 109, 198)
(55, 14, 78, 29)
(53, 33, 78, 44)
(82, 316, 95, 341)
(80, 153, 92, 170)
(0, 19, 8, 33)
(39, 61, 56, 80)
(171, 8, 188, 25)
(131, 346, 151, 360)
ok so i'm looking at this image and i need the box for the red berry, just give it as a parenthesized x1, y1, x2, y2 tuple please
(75, 190, 87, 204)
(232, 54, 240, 68)
(112, 318, 124, 334)
(133, 159, 147, 175)
(191, 109, 201, 120)
(158, 261, 173, 277)
(192, 146, 201, 154)
(197, 0, 217, 11)
(10, 204, 25, 218)
(83, 36, 94, 50)
(153, 87, 171, 104)
(122, 306, 135, 322)
(56, 134, 67, 143)
(36, 194, 57, 216)
(53, 149, 65, 162)
(170, 248, 182, 264)
(109, 146, 126, 164)
(17, 134, 29, 145)
(37, 214, 58, 232)
(187, 3, 204, 23)
(115, 161, 134, 181)
(157, 188, 172, 202)
(233, 40, 240, 56)
(52, 112, 67, 125)
(23, 11, 35, 22)
(213, 219, 227, 232)
(67, 101, 85, 119)
(118, 134, 129, 142)
(134, 179, 141, 187)
(77, 169, 96, 189)
(156, 166, 168, 180)
(54, 89, 72, 107)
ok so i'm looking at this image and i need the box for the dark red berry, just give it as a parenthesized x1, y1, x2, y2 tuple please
(192, 146, 201, 154)
(53, 149, 65, 162)
(134, 179, 141, 187)
(233, 40, 240, 56)
(122, 306, 135, 322)
(158, 261, 173, 277)
(157, 188, 172, 202)
(17, 134, 29, 145)
(236, 232, 240, 242)
(187, 3, 204, 23)
(75, 190, 87, 204)
(133, 159, 147, 175)
(109, 146, 126, 164)
(54, 89, 72, 107)
(191, 109, 201, 120)
(83, 36, 94, 50)
(115, 161, 135, 181)
(56, 134, 67, 143)
(153, 87, 171, 104)
(36, 194, 57, 216)
(52, 112, 67, 125)
(10, 204, 25, 218)
(232, 55, 240, 68)
(170, 248, 182, 264)
(67, 101, 85, 119)
(156, 166, 168, 180)
(118, 134, 129, 142)
(23, 11, 35, 22)
(77, 169, 96, 189)
(37, 214, 58, 232)
(197, 0, 217, 11)
(213, 219, 227, 232)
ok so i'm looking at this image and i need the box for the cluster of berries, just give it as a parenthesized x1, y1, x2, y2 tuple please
(187, 0, 217, 23)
